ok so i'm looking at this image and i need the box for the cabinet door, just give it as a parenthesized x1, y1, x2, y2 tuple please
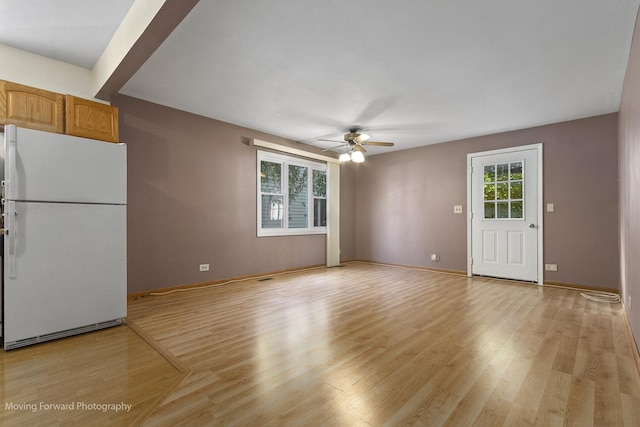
(65, 95, 119, 143)
(0, 80, 65, 133)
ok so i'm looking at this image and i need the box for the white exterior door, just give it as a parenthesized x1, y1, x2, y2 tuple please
(468, 145, 542, 282)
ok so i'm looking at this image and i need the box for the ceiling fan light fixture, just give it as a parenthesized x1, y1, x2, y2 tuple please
(351, 150, 365, 163)
(339, 152, 351, 162)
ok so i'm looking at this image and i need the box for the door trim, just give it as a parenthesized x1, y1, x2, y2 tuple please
(466, 143, 544, 285)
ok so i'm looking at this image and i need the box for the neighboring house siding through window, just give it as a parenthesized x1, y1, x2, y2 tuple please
(257, 151, 327, 236)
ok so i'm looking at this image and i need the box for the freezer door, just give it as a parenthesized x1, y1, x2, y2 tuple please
(4, 125, 126, 204)
(3, 202, 126, 346)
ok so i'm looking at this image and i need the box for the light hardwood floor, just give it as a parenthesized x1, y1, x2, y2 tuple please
(2, 262, 640, 426)
(0, 320, 186, 426)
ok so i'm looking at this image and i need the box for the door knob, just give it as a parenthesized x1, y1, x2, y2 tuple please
(529, 223, 536, 228)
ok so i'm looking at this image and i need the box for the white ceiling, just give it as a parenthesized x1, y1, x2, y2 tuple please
(0, 0, 135, 69)
(2, 0, 639, 155)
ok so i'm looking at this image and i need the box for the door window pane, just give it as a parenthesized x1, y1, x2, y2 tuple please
(511, 201, 523, 218)
(484, 184, 495, 200)
(485, 202, 495, 219)
(483, 161, 525, 220)
(497, 164, 509, 181)
(510, 181, 522, 199)
(497, 202, 509, 218)
(496, 183, 509, 200)
(484, 165, 495, 182)
(510, 162, 523, 179)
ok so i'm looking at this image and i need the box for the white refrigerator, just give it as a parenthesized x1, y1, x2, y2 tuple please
(1, 125, 127, 350)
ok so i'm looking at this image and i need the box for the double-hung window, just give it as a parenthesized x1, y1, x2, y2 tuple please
(257, 151, 327, 236)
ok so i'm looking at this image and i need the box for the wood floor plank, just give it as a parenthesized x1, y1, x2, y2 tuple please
(533, 370, 572, 425)
(3, 262, 640, 426)
(621, 393, 640, 426)
(0, 324, 185, 426)
(564, 376, 596, 427)
(594, 351, 624, 426)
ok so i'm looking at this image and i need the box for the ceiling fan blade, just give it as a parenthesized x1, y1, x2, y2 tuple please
(363, 141, 395, 147)
(319, 139, 345, 144)
(322, 144, 347, 151)
(354, 133, 371, 143)
(353, 145, 367, 153)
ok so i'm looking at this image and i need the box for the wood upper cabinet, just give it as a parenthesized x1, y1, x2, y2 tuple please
(0, 80, 120, 142)
(65, 95, 119, 143)
(0, 80, 65, 133)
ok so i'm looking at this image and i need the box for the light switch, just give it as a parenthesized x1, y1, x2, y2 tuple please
(454, 205, 463, 214)
(547, 203, 554, 212)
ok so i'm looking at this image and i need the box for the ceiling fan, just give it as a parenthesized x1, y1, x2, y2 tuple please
(320, 128, 395, 163)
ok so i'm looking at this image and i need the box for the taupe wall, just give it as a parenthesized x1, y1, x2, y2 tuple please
(113, 94, 347, 294)
(355, 113, 619, 290)
(619, 8, 640, 352)
(115, 93, 619, 296)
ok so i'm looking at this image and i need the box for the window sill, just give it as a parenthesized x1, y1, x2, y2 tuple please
(258, 228, 327, 237)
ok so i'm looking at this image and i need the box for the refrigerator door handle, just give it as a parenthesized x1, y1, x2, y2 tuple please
(5, 127, 17, 201)
(6, 200, 17, 278)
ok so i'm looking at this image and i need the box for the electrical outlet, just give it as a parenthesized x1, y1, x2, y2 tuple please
(199, 264, 210, 272)
(431, 254, 439, 261)
(453, 205, 463, 214)
(544, 264, 558, 271)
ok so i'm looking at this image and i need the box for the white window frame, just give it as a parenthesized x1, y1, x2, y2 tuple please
(257, 150, 328, 237)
